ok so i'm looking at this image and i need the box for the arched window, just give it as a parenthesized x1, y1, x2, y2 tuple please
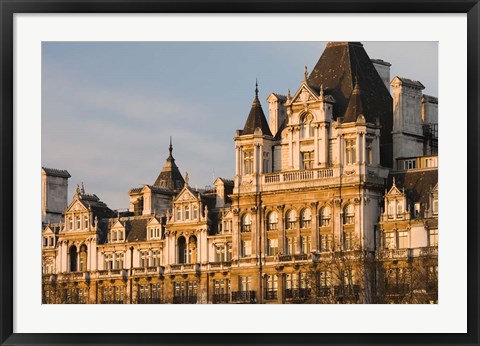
(79, 245, 87, 272)
(285, 210, 297, 230)
(241, 213, 252, 232)
(300, 208, 311, 229)
(188, 236, 197, 263)
(301, 114, 314, 139)
(320, 207, 331, 227)
(69, 245, 77, 272)
(177, 236, 187, 264)
(343, 204, 355, 225)
(267, 211, 278, 231)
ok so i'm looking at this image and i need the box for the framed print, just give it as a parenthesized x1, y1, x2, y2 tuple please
(1, 1, 479, 345)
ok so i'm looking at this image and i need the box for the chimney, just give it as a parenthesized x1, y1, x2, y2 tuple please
(371, 59, 391, 92)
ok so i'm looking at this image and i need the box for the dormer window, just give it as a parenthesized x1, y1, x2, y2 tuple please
(110, 230, 124, 243)
(68, 217, 73, 230)
(432, 198, 438, 215)
(396, 202, 403, 217)
(83, 215, 89, 229)
(76, 216, 81, 229)
(149, 227, 161, 240)
(301, 114, 314, 139)
(185, 205, 190, 220)
(176, 206, 182, 221)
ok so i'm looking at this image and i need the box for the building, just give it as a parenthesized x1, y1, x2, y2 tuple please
(42, 42, 438, 304)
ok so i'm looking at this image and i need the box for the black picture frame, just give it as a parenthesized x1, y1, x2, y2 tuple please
(1, 1, 479, 345)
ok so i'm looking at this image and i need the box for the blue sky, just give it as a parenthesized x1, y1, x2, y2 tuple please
(42, 42, 438, 210)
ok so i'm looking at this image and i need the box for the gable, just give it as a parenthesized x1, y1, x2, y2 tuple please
(111, 220, 125, 230)
(386, 185, 402, 197)
(147, 217, 161, 227)
(175, 187, 199, 203)
(43, 226, 55, 235)
(291, 84, 318, 104)
(65, 198, 88, 214)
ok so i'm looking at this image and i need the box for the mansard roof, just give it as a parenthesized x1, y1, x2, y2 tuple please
(306, 42, 393, 166)
(67, 186, 115, 219)
(388, 169, 438, 206)
(42, 167, 71, 178)
(153, 140, 185, 191)
(241, 84, 272, 137)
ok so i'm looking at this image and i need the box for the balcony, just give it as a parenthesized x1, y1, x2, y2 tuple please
(231, 290, 256, 303)
(212, 293, 230, 304)
(169, 263, 200, 274)
(208, 261, 232, 270)
(316, 287, 331, 298)
(377, 249, 409, 259)
(265, 290, 278, 300)
(334, 285, 360, 298)
(57, 272, 90, 281)
(263, 168, 334, 185)
(285, 288, 310, 300)
(137, 297, 162, 304)
(97, 269, 127, 279)
(419, 246, 438, 257)
(132, 266, 165, 277)
(293, 253, 308, 261)
(173, 295, 197, 304)
(278, 254, 292, 262)
(42, 274, 57, 283)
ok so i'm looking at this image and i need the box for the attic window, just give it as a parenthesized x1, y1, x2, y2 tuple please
(414, 203, 421, 218)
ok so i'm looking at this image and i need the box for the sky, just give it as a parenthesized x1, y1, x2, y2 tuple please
(42, 41, 438, 210)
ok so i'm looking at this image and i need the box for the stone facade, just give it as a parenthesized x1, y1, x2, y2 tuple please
(42, 42, 438, 304)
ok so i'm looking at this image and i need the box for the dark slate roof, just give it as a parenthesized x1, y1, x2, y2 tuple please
(125, 218, 149, 242)
(242, 85, 272, 137)
(343, 80, 365, 122)
(307, 42, 393, 167)
(42, 167, 71, 178)
(388, 169, 438, 206)
(76, 192, 115, 219)
(153, 141, 185, 191)
(394, 77, 425, 88)
(271, 93, 287, 101)
(273, 118, 287, 141)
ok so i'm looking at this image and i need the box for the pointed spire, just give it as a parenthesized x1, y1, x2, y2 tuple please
(241, 81, 272, 136)
(255, 78, 259, 97)
(168, 136, 173, 159)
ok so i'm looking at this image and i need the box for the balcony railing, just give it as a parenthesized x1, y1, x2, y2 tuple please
(132, 266, 164, 276)
(279, 254, 292, 262)
(231, 291, 256, 303)
(334, 285, 360, 298)
(209, 261, 232, 270)
(265, 290, 278, 300)
(420, 246, 438, 257)
(285, 288, 310, 300)
(212, 293, 230, 304)
(316, 287, 331, 297)
(137, 297, 162, 304)
(263, 168, 334, 185)
(169, 263, 200, 273)
(293, 253, 308, 261)
(377, 249, 409, 259)
(172, 295, 197, 304)
(97, 269, 127, 279)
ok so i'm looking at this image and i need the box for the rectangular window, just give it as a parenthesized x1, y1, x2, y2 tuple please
(414, 202, 421, 218)
(243, 151, 253, 175)
(366, 140, 373, 165)
(69, 217, 73, 230)
(302, 151, 314, 170)
(263, 152, 269, 173)
(398, 231, 408, 249)
(384, 232, 395, 249)
(345, 139, 356, 165)
(215, 245, 225, 262)
(404, 159, 416, 170)
(432, 198, 438, 215)
(429, 229, 438, 247)
(344, 232, 353, 250)
(152, 250, 161, 266)
(300, 236, 311, 254)
(241, 240, 251, 258)
(226, 243, 232, 261)
(397, 202, 403, 217)
(84, 216, 89, 229)
(76, 216, 81, 229)
(140, 251, 149, 268)
(267, 238, 278, 256)
(185, 205, 190, 220)
(43, 238, 48, 247)
(286, 237, 297, 255)
(176, 207, 182, 221)
(240, 276, 252, 291)
(104, 253, 113, 270)
(114, 253, 124, 269)
(114, 286, 125, 304)
(320, 234, 332, 252)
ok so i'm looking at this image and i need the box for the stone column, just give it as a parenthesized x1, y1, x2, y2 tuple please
(288, 127, 293, 169)
(314, 123, 319, 168)
(278, 205, 285, 254)
(311, 202, 319, 252)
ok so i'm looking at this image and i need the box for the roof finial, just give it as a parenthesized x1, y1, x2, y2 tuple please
(304, 66, 308, 81)
(287, 89, 291, 101)
(319, 84, 324, 97)
(75, 184, 80, 195)
(255, 79, 259, 97)
(81, 182, 85, 194)
(185, 171, 189, 186)
(392, 176, 396, 186)
(168, 136, 173, 158)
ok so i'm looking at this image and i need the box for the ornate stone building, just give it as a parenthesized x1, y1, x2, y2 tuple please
(42, 42, 438, 304)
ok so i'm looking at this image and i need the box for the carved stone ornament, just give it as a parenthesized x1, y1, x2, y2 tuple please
(344, 169, 355, 176)
(353, 197, 362, 205)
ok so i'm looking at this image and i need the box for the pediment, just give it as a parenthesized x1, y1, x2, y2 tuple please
(291, 84, 318, 104)
(386, 185, 402, 196)
(223, 210, 233, 219)
(43, 226, 55, 235)
(147, 217, 161, 226)
(65, 198, 88, 213)
(111, 219, 125, 230)
(175, 187, 198, 203)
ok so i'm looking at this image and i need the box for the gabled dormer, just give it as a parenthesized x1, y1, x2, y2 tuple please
(108, 219, 126, 243)
(171, 174, 201, 223)
(42, 225, 57, 249)
(383, 177, 408, 221)
(147, 216, 163, 240)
